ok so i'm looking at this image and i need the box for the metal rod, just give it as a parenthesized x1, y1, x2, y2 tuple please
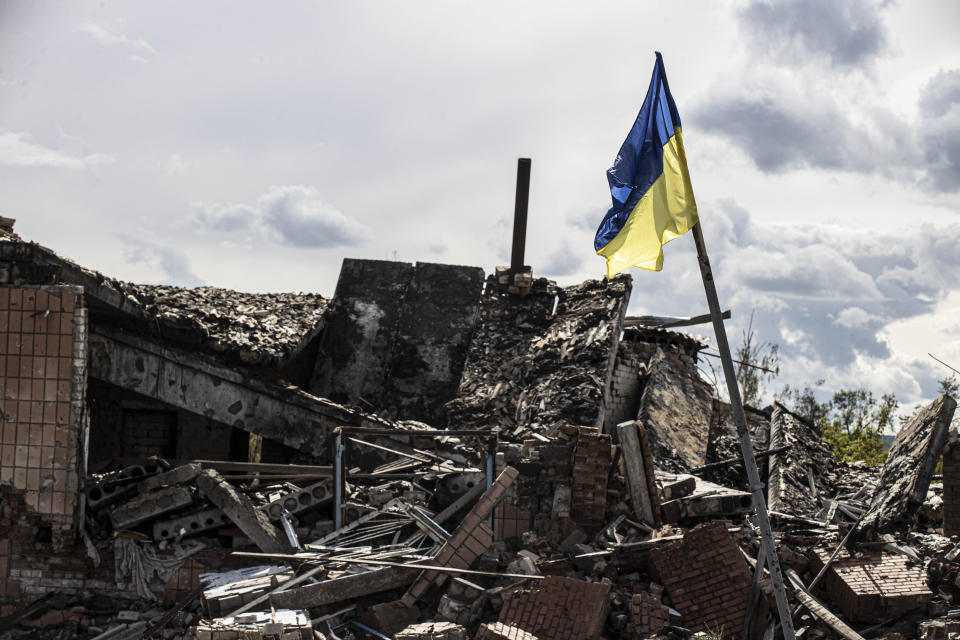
(511, 158, 531, 272)
(699, 349, 778, 374)
(929, 352, 960, 377)
(690, 222, 797, 640)
(334, 427, 494, 437)
(691, 445, 790, 473)
(334, 432, 343, 532)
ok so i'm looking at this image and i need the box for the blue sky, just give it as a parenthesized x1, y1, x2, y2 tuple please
(1, 0, 959, 413)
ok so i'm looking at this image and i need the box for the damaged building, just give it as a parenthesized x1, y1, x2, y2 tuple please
(1, 220, 959, 640)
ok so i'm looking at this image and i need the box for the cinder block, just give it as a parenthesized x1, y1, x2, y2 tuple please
(110, 486, 193, 530)
(261, 480, 333, 521)
(153, 507, 229, 541)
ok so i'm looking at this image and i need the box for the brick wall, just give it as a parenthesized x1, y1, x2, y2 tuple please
(647, 521, 752, 638)
(943, 442, 960, 537)
(0, 286, 83, 524)
(570, 428, 611, 533)
(629, 592, 671, 636)
(0, 487, 117, 601)
(603, 344, 642, 435)
(499, 576, 610, 640)
(88, 380, 238, 465)
(494, 502, 532, 542)
(402, 467, 518, 607)
(0, 285, 90, 600)
(120, 409, 177, 459)
(810, 549, 932, 622)
(496, 427, 610, 541)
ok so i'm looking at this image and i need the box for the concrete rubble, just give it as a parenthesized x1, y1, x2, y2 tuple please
(1, 225, 959, 640)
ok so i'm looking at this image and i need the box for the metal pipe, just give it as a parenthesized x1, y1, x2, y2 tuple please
(691, 222, 796, 640)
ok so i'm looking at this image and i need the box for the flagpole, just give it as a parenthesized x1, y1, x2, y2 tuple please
(690, 221, 797, 640)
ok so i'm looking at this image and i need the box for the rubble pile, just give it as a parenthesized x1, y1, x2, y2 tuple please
(766, 403, 839, 517)
(116, 284, 329, 368)
(446, 274, 630, 440)
(4, 236, 960, 640)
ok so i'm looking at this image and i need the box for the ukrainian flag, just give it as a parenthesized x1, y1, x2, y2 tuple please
(595, 52, 698, 277)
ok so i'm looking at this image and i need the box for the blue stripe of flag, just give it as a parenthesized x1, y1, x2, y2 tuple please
(595, 52, 684, 251)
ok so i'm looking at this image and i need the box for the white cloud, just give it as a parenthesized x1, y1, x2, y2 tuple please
(833, 306, 871, 328)
(258, 185, 369, 248)
(622, 200, 960, 406)
(739, 0, 889, 67)
(192, 185, 369, 249)
(77, 22, 156, 59)
(190, 201, 257, 232)
(0, 131, 115, 169)
(120, 237, 203, 288)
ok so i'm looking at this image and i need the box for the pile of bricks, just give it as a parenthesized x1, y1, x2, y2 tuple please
(647, 521, 753, 639)
(629, 592, 672, 636)
(498, 576, 610, 640)
(402, 467, 519, 607)
(570, 427, 612, 533)
(942, 441, 960, 537)
(810, 549, 932, 622)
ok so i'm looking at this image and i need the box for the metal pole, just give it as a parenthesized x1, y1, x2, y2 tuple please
(334, 430, 343, 533)
(690, 222, 797, 640)
(511, 158, 531, 273)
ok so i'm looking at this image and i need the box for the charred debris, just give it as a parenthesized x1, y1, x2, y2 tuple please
(1, 224, 959, 640)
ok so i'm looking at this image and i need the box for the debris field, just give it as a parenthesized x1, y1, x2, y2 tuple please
(1, 222, 959, 640)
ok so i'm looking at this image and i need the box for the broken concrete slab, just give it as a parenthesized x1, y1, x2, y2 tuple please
(260, 480, 332, 521)
(358, 600, 420, 636)
(88, 328, 389, 458)
(196, 469, 291, 554)
(269, 565, 419, 610)
(154, 507, 230, 542)
(861, 394, 956, 533)
(395, 621, 469, 640)
(138, 463, 202, 494)
(193, 609, 312, 640)
(637, 347, 713, 470)
(109, 486, 193, 531)
(201, 566, 294, 618)
(656, 472, 753, 522)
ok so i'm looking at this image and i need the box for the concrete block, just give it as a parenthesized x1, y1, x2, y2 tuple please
(261, 480, 332, 521)
(109, 486, 193, 530)
(153, 507, 230, 541)
(138, 463, 201, 493)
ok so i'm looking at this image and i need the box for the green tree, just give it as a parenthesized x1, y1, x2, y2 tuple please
(735, 312, 780, 407)
(939, 375, 959, 396)
(778, 384, 896, 466)
(776, 380, 830, 425)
